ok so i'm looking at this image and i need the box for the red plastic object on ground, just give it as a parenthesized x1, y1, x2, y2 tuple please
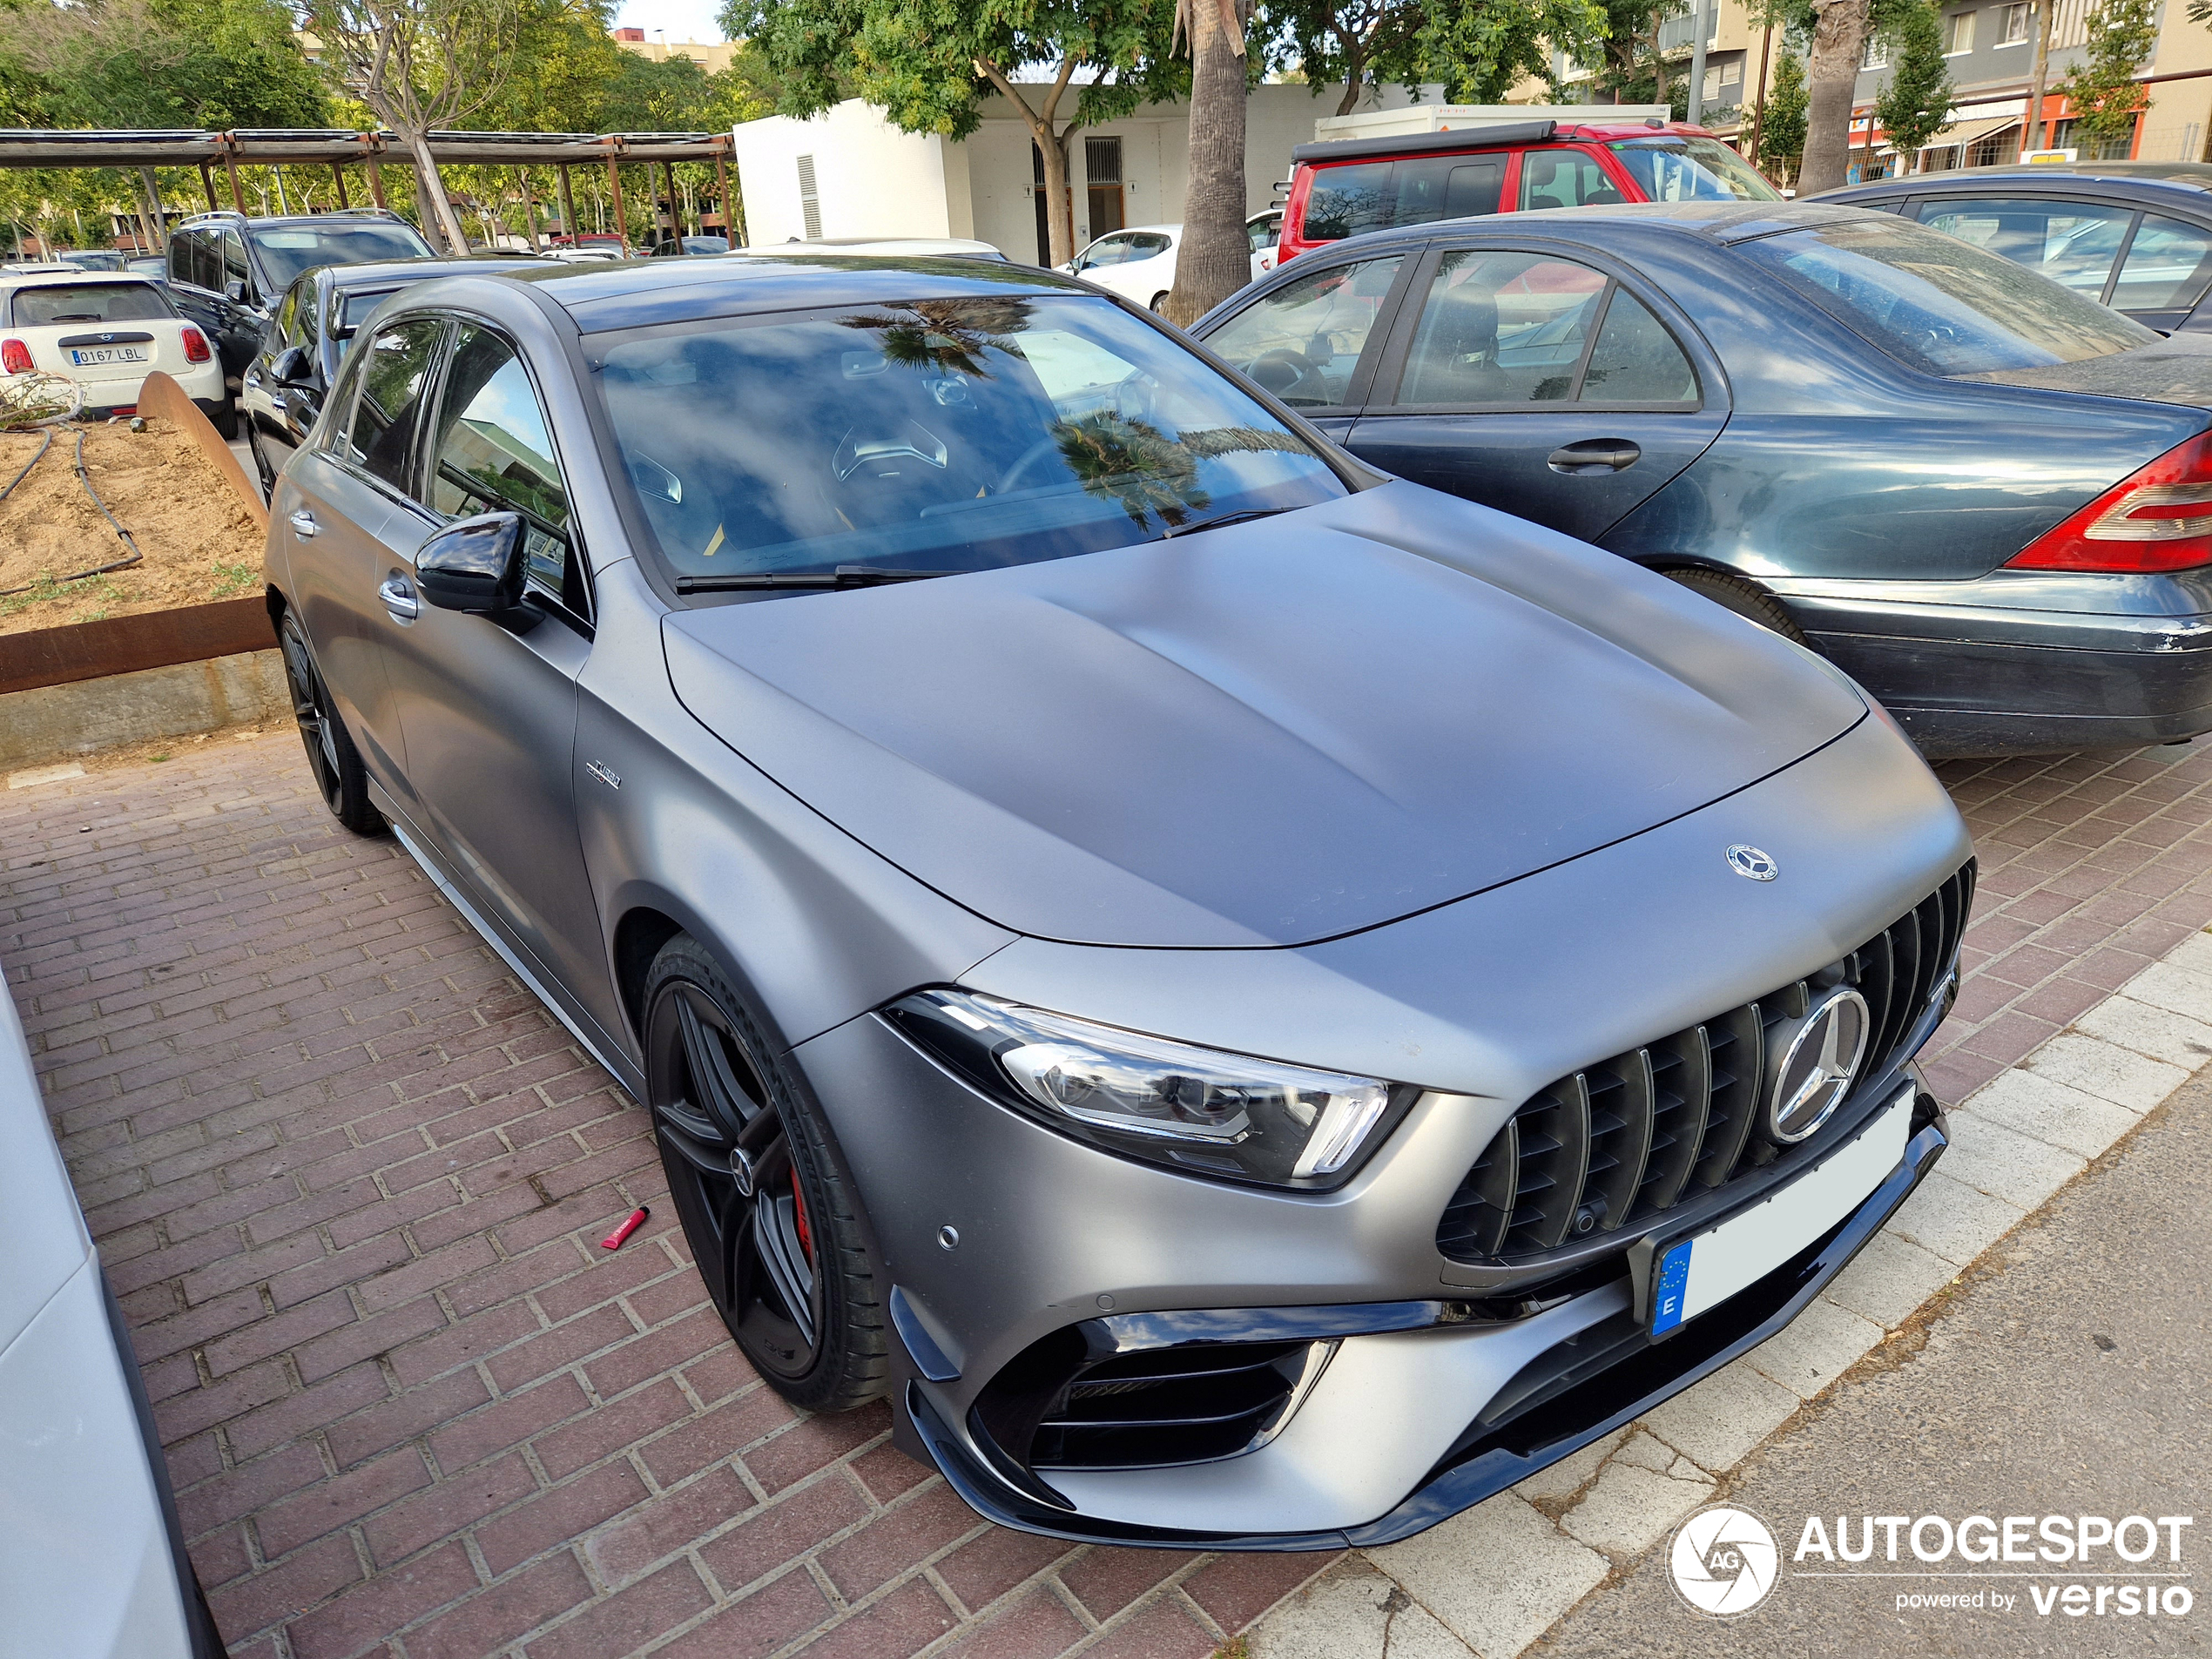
(601, 1206, 649, 1251)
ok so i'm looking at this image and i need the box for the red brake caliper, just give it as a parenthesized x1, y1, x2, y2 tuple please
(791, 1174, 814, 1264)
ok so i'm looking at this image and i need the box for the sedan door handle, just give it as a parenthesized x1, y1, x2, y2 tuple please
(378, 574, 421, 622)
(1548, 440, 1642, 475)
(288, 508, 317, 537)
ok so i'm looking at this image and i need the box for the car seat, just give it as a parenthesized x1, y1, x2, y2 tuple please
(1406, 287, 1511, 402)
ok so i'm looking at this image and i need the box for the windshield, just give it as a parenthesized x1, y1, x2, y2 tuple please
(11, 281, 173, 326)
(1608, 138, 1782, 202)
(593, 291, 1347, 587)
(249, 222, 433, 289)
(1737, 219, 2156, 375)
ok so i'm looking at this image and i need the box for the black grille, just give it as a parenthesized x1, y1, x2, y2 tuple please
(1438, 861, 1973, 1265)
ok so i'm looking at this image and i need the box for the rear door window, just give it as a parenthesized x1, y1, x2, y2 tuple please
(1203, 254, 1406, 407)
(1395, 252, 1663, 406)
(1913, 197, 2137, 302)
(2109, 214, 2212, 313)
(1302, 154, 1507, 243)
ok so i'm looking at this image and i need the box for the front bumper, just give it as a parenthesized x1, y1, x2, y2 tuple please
(907, 1092, 1946, 1557)
(1768, 569, 2212, 755)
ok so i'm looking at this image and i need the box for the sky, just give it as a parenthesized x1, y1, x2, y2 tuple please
(609, 0, 728, 44)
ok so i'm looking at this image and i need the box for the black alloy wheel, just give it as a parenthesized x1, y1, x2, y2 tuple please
(278, 610, 383, 835)
(643, 937, 886, 1411)
(246, 425, 275, 497)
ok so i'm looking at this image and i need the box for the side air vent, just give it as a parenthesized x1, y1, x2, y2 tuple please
(1438, 860, 1974, 1267)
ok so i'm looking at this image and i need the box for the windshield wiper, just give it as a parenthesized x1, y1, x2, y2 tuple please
(1157, 507, 1290, 539)
(676, 565, 961, 593)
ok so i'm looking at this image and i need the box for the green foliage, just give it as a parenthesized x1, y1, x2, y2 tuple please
(1871, 0, 1951, 159)
(20, 0, 330, 130)
(725, 0, 1184, 143)
(1751, 47, 1806, 175)
(1588, 0, 1684, 113)
(2065, 0, 2155, 151)
(1257, 0, 1604, 112)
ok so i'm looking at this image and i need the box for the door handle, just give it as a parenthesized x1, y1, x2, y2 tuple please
(288, 508, 317, 537)
(1548, 440, 1642, 475)
(378, 574, 420, 622)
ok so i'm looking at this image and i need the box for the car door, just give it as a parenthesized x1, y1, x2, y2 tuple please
(1342, 243, 1727, 543)
(1197, 250, 1413, 444)
(165, 229, 222, 344)
(279, 314, 443, 792)
(366, 315, 610, 1018)
(211, 228, 268, 377)
(246, 277, 321, 483)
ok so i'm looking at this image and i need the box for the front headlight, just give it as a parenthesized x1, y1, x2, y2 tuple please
(885, 988, 1412, 1190)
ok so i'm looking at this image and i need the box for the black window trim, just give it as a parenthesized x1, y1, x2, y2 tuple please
(413, 308, 595, 635)
(1366, 239, 1710, 415)
(1197, 248, 1424, 415)
(321, 313, 450, 524)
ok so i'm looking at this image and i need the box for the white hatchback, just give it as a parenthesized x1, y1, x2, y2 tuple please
(0, 266, 226, 419)
(1062, 216, 1278, 309)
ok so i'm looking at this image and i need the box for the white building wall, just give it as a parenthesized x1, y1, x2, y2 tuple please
(733, 83, 1433, 261)
(728, 101, 961, 246)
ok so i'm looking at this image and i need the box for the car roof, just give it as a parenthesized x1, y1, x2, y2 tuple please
(182, 209, 416, 232)
(372, 251, 1086, 335)
(0, 267, 164, 289)
(1238, 198, 1885, 261)
(313, 255, 558, 291)
(1815, 166, 2212, 206)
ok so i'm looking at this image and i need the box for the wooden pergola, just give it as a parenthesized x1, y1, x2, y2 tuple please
(0, 128, 737, 248)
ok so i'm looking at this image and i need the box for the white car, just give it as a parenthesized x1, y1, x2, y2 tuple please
(1062, 215, 1278, 308)
(755, 237, 1010, 261)
(0, 266, 226, 422)
(0, 978, 218, 1657)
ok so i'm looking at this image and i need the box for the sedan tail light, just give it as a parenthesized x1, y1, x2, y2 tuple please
(2007, 430, 2212, 574)
(0, 338, 31, 374)
(179, 325, 212, 364)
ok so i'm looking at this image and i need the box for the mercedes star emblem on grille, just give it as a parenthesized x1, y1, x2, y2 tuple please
(1768, 988, 1871, 1142)
(1725, 844, 1778, 881)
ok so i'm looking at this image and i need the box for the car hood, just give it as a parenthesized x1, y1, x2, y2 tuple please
(662, 483, 1865, 948)
(1963, 332, 2212, 410)
(0, 984, 96, 1358)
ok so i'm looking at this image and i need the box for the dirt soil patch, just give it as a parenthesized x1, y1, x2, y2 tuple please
(0, 418, 264, 636)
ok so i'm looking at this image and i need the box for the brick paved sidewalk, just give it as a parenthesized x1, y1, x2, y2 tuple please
(7, 731, 2212, 1659)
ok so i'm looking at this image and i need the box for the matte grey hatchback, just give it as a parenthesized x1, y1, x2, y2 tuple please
(265, 253, 1973, 1548)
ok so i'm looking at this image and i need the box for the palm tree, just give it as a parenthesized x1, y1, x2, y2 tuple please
(1163, 0, 1252, 327)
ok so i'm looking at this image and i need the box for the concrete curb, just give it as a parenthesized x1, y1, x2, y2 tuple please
(1241, 927, 2212, 1659)
(0, 646, 285, 769)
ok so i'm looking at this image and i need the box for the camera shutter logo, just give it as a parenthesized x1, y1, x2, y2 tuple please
(1670, 1506, 1780, 1616)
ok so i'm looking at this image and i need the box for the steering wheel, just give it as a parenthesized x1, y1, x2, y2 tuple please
(996, 435, 1064, 495)
(1245, 347, 1327, 403)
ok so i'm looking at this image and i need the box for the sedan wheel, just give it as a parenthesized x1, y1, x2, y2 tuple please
(643, 937, 886, 1410)
(278, 611, 383, 835)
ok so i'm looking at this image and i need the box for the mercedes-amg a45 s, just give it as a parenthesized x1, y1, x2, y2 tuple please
(263, 252, 1973, 1548)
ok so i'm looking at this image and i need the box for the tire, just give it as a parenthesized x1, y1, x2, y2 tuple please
(210, 397, 239, 440)
(1662, 567, 1810, 646)
(643, 935, 887, 1413)
(1150, 291, 1170, 313)
(278, 610, 385, 836)
(246, 426, 274, 498)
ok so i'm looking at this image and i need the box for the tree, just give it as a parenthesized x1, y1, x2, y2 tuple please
(1259, 0, 1425, 116)
(727, 0, 1183, 267)
(1750, 47, 1807, 180)
(1413, 0, 1605, 100)
(1589, 0, 1688, 115)
(1796, 0, 1871, 194)
(301, 0, 527, 253)
(1871, 0, 1950, 173)
(1163, 0, 1251, 325)
(2065, 0, 2156, 156)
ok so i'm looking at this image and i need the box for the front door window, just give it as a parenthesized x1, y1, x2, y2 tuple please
(1204, 255, 1406, 408)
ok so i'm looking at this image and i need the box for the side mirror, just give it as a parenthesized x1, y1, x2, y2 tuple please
(416, 512, 528, 615)
(224, 278, 248, 304)
(271, 346, 311, 387)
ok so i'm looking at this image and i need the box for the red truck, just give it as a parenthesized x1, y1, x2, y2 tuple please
(1275, 118, 1783, 265)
